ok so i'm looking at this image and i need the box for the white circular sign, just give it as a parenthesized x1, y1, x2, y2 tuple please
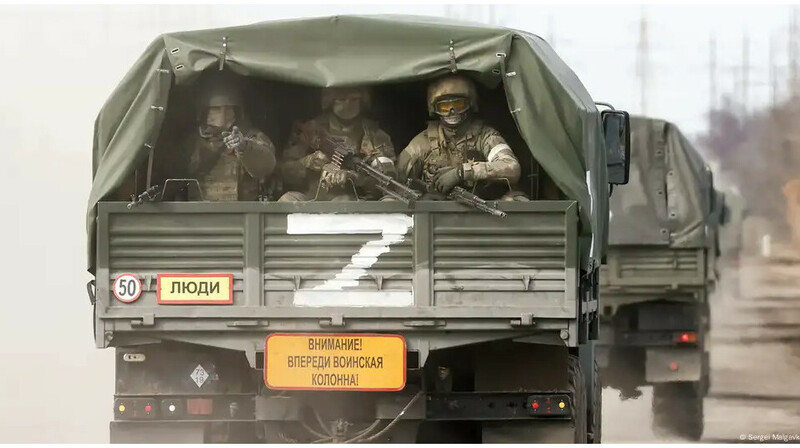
(113, 273, 143, 303)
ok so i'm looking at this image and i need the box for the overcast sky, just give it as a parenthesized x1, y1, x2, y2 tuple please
(0, 4, 791, 442)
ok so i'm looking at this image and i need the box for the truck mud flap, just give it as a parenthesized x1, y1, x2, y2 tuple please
(645, 347, 701, 383)
(110, 421, 205, 444)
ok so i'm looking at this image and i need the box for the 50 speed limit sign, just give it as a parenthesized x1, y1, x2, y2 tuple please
(113, 273, 143, 303)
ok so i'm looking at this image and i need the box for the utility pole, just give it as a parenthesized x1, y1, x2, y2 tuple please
(742, 31, 750, 115)
(770, 32, 778, 107)
(709, 33, 717, 111)
(548, 15, 556, 50)
(636, 10, 651, 115)
(792, 6, 798, 96)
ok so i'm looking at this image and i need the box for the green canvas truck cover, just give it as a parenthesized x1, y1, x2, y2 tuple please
(87, 15, 609, 271)
(608, 116, 713, 248)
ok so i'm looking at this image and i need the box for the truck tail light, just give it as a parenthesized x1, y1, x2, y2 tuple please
(675, 332, 697, 343)
(115, 398, 157, 420)
(161, 399, 184, 419)
(525, 394, 570, 416)
(187, 398, 213, 415)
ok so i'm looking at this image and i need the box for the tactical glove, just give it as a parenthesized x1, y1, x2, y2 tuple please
(321, 163, 350, 188)
(433, 166, 463, 194)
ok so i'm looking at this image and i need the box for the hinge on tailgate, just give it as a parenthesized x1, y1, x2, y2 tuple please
(510, 313, 535, 327)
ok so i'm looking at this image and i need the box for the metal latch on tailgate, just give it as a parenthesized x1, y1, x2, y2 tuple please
(320, 314, 345, 328)
(510, 313, 535, 327)
(131, 314, 155, 327)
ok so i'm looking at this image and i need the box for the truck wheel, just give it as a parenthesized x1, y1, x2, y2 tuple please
(651, 382, 704, 441)
(568, 354, 589, 443)
(588, 358, 601, 443)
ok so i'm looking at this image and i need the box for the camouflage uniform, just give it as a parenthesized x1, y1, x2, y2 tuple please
(279, 88, 396, 202)
(186, 128, 276, 201)
(186, 82, 276, 201)
(397, 75, 527, 201)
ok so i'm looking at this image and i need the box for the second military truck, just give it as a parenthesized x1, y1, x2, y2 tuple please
(598, 116, 721, 440)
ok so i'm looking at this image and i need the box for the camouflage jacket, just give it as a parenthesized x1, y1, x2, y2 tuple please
(397, 119, 521, 187)
(280, 113, 395, 198)
(186, 125, 276, 201)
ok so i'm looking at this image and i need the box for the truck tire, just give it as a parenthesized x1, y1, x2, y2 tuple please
(588, 358, 601, 443)
(568, 354, 589, 443)
(651, 382, 704, 441)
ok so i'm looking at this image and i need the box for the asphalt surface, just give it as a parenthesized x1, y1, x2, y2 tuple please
(603, 251, 800, 443)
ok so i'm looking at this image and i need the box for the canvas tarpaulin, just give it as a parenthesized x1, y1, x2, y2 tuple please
(608, 116, 714, 248)
(88, 15, 608, 270)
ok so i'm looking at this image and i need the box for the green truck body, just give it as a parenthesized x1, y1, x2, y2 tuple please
(88, 16, 628, 443)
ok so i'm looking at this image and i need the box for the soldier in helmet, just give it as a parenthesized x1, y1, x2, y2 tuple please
(185, 80, 276, 201)
(397, 75, 528, 201)
(278, 87, 396, 202)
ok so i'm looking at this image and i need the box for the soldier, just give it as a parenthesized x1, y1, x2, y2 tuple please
(278, 87, 396, 202)
(397, 75, 528, 201)
(185, 80, 276, 201)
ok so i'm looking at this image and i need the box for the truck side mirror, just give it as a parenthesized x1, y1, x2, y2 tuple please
(602, 110, 631, 185)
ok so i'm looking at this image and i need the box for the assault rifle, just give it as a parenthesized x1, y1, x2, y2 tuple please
(319, 136, 422, 205)
(406, 178, 507, 218)
(127, 185, 161, 209)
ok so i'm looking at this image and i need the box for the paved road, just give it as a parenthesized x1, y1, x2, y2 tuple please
(603, 253, 800, 443)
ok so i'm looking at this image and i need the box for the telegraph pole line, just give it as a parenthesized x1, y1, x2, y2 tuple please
(790, 6, 798, 97)
(770, 32, 779, 107)
(636, 10, 651, 115)
(548, 15, 556, 49)
(742, 31, 750, 115)
(709, 33, 717, 111)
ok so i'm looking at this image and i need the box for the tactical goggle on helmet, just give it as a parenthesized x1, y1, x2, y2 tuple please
(426, 75, 479, 116)
(433, 96, 471, 116)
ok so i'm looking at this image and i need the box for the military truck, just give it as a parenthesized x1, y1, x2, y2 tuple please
(597, 116, 719, 440)
(86, 16, 629, 443)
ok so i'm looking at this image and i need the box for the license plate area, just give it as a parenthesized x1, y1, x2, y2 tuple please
(264, 333, 406, 391)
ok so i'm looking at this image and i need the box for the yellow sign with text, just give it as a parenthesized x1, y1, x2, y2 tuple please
(157, 274, 233, 304)
(264, 333, 406, 391)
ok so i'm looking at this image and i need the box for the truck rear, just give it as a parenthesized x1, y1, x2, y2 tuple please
(87, 16, 629, 443)
(597, 116, 719, 441)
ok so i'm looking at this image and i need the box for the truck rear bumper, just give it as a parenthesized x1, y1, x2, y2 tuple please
(110, 421, 205, 444)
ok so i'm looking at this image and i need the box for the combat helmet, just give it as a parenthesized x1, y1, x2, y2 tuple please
(427, 75, 479, 116)
(196, 78, 244, 122)
(199, 80, 243, 109)
(321, 86, 372, 111)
